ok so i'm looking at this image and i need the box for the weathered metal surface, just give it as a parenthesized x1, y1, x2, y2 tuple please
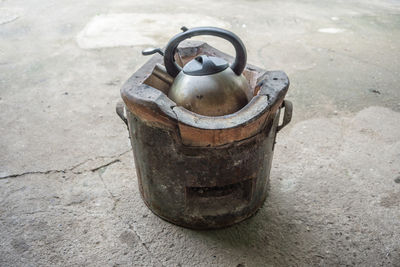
(119, 41, 291, 229)
(168, 68, 250, 116)
(126, 108, 280, 229)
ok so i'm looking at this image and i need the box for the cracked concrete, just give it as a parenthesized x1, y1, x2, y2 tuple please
(1, 0, 400, 266)
(0, 149, 131, 179)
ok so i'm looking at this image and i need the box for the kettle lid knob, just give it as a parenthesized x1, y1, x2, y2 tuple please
(183, 55, 229, 76)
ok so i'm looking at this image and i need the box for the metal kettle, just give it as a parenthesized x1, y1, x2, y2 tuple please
(163, 27, 251, 116)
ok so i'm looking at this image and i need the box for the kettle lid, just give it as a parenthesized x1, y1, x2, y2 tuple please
(183, 55, 229, 76)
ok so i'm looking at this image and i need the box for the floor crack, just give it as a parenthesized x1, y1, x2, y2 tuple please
(127, 222, 166, 267)
(94, 170, 165, 266)
(90, 159, 121, 173)
(0, 169, 67, 180)
(96, 170, 120, 212)
(0, 149, 131, 180)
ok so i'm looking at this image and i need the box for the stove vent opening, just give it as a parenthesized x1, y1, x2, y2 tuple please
(186, 178, 253, 216)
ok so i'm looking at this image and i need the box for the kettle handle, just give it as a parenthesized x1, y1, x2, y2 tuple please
(164, 27, 247, 77)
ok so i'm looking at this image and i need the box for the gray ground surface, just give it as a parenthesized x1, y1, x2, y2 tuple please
(1, 0, 399, 266)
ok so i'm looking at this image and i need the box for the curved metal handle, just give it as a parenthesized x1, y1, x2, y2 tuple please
(164, 27, 247, 77)
(116, 101, 128, 127)
(277, 100, 292, 132)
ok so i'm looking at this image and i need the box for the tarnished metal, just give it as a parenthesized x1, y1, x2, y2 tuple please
(168, 68, 250, 116)
(117, 41, 291, 229)
(277, 100, 293, 132)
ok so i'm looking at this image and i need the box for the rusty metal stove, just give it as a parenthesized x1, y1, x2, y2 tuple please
(116, 41, 292, 229)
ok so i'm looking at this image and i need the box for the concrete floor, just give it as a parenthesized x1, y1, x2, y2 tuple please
(1, 0, 399, 265)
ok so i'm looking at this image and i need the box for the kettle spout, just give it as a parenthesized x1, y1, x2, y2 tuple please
(153, 64, 174, 86)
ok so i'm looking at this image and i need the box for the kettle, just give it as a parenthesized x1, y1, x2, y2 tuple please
(144, 27, 251, 116)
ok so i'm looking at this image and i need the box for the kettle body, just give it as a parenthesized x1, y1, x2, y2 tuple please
(168, 64, 250, 116)
(163, 27, 251, 116)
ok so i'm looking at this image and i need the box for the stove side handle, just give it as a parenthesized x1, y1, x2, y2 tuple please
(277, 100, 292, 132)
